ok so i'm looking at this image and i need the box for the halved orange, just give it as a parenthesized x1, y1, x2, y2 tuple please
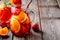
(0, 27, 8, 36)
(15, 11, 28, 23)
(10, 16, 20, 33)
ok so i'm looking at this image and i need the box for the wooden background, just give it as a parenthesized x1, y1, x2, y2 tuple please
(38, 0, 60, 40)
(1, 0, 60, 40)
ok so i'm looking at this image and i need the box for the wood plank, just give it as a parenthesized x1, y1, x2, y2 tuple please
(0, 37, 2, 40)
(26, 33, 42, 40)
(41, 19, 60, 40)
(39, 7, 60, 18)
(13, 36, 25, 40)
(38, 0, 58, 7)
(57, 0, 60, 8)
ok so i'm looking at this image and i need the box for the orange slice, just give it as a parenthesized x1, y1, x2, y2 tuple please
(0, 27, 8, 36)
(15, 11, 28, 23)
(10, 0, 14, 4)
(10, 16, 20, 33)
(24, 17, 30, 24)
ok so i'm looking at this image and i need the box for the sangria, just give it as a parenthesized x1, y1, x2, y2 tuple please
(0, 0, 40, 37)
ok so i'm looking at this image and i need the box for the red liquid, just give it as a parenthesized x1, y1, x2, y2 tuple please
(13, 9, 31, 37)
(13, 0, 21, 5)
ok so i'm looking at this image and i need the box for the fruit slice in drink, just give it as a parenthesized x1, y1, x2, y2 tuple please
(0, 27, 8, 36)
(10, 16, 20, 33)
(15, 11, 28, 23)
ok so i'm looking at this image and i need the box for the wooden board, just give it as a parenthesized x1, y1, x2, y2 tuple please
(38, 0, 60, 18)
(38, 0, 58, 7)
(1, 0, 9, 2)
(41, 19, 60, 40)
(39, 7, 60, 18)
(38, 0, 60, 40)
(57, 0, 60, 8)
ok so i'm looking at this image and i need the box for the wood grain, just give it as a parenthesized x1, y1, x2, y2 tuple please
(38, 0, 58, 7)
(39, 7, 60, 18)
(38, 0, 60, 18)
(13, 36, 25, 40)
(1, 0, 9, 2)
(38, 0, 60, 40)
(57, 0, 60, 8)
(41, 19, 60, 40)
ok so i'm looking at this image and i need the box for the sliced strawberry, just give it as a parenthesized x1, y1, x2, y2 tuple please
(1, 7, 12, 22)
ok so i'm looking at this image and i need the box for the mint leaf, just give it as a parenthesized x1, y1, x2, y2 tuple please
(4, 2, 7, 7)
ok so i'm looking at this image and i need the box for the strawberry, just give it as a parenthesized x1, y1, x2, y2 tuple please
(1, 7, 12, 22)
(0, 22, 7, 28)
(32, 23, 40, 32)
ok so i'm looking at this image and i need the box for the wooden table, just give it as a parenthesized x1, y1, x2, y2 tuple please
(1, 0, 60, 40)
(38, 0, 60, 40)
